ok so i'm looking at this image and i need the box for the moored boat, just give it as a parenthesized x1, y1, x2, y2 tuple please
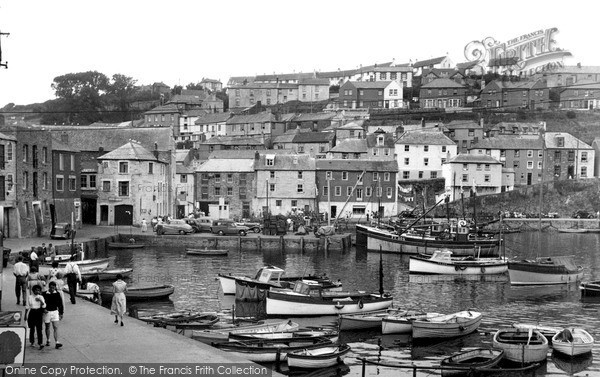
(229, 327, 339, 343)
(191, 319, 299, 344)
(492, 328, 549, 364)
(81, 267, 133, 281)
(211, 336, 333, 363)
(508, 257, 583, 285)
(58, 258, 111, 273)
(551, 328, 594, 357)
(266, 280, 393, 317)
(287, 343, 351, 369)
(409, 249, 508, 275)
(440, 348, 504, 376)
(579, 280, 600, 297)
(186, 248, 228, 256)
(107, 242, 145, 249)
(511, 323, 563, 341)
(381, 311, 443, 335)
(412, 311, 482, 339)
(339, 309, 398, 331)
(100, 284, 175, 301)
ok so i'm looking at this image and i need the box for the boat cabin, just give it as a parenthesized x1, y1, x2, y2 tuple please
(291, 280, 324, 296)
(254, 266, 286, 283)
(429, 249, 454, 261)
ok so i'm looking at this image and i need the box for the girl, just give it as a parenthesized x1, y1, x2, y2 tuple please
(111, 274, 127, 326)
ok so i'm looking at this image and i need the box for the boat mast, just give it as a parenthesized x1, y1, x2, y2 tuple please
(538, 128, 545, 256)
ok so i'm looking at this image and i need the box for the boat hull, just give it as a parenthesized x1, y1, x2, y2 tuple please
(192, 320, 299, 344)
(212, 338, 331, 363)
(287, 344, 351, 369)
(552, 329, 594, 357)
(440, 348, 504, 376)
(579, 281, 600, 297)
(492, 329, 549, 363)
(107, 242, 145, 249)
(412, 311, 482, 339)
(381, 312, 442, 335)
(41, 258, 110, 275)
(508, 261, 583, 285)
(338, 310, 393, 331)
(409, 256, 508, 275)
(186, 249, 228, 256)
(81, 268, 133, 281)
(266, 292, 393, 316)
(357, 224, 500, 257)
(100, 285, 174, 301)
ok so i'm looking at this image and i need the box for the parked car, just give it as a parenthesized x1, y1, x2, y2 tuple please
(547, 212, 559, 218)
(50, 222, 73, 239)
(234, 220, 262, 233)
(185, 218, 212, 233)
(155, 219, 194, 235)
(573, 210, 595, 219)
(210, 220, 249, 236)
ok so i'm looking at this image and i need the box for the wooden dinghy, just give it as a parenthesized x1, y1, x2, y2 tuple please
(191, 319, 299, 344)
(412, 311, 482, 339)
(81, 267, 133, 281)
(287, 343, 351, 369)
(492, 328, 549, 364)
(552, 328, 594, 357)
(229, 327, 339, 343)
(211, 336, 332, 363)
(409, 249, 508, 275)
(579, 280, 600, 297)
(338, 309, 400, 331)
(186, 248, 228, 256)
(440, 348, 504, 376)
(107, 242, 145, 249)
(56, 258, 111, 273)
(100, 284, 175, 302)
(381, 311, 443, 334)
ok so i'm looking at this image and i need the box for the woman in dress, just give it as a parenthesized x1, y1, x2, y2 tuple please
(27, 266, 46, 294)
(111, 274, 127, 326)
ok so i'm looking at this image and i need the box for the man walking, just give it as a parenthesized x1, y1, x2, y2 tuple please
(13, 256, 29, 306)
(63, 256, 81, 304)
(43, 281, 63, 349)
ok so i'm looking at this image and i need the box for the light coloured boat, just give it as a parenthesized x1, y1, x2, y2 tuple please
(186, 248, 228, 256)
(81, 267, 133, 281)
(381, 311, 443, 334)
(107, 242, 145, 249)
(338, 309, 399, 331)
(412, 311, 482, 339)
(552, 328, 594, 357)
(440, 348, 504, 376)
(229, 327, 339, 343)
(191, 319, 299, 344)
(100, 284, 174, 301)
(287, 343, 351, 369)
(492, 328, 549, 364)
(58, 258, 110, 273)
(211, 336, 332, 363)
(508, 256, 583, 285)
(266, 280, 393, 316)
(409, 249, 508, 275)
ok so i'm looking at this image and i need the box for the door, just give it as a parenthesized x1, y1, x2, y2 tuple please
(100, 205, 109, 224)
(114, 205, 133, 226)
(527, 172, 532, 185)
(567, 165, 575, 179)
(330, 205, 337, 219)
(33, 202, 43, 237)
(81, 198, 97, 224)
(176, 205, 185, 219)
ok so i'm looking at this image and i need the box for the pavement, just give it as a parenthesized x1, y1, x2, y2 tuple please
(0, 225, 285, 373)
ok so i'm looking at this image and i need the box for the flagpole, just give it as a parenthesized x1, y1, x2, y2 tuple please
(472, 179, 477, 231)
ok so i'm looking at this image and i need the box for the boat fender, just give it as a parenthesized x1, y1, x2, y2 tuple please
(129, 238, 136, 244)
(358, 299, 364, 309)
(455, 265, 467, 271)
(335, 302, 345, 310)
(458, 325, 465, 332)
(382, 293, 391, 298)
(480, 267, 486, 273)
(336, 356, 342, 364)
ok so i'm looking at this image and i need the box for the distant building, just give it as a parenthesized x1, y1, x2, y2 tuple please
(51, 138, 81, 229)
(0, 132, 17, 238)
(143, 104, 181, 128)
(395, 130, 457, 181)
(442, 153, 508, 201)
(412, 56, 454, 76)
(200, 78, 223, 92)
(544, 132, 594, 180)
(419, 78, 468, 109)
(338, 81, 404, 109)
(480, 80, 549, 110)
(442, 120, 484, 153)
(291, 132, 336, 158)
(558, 80, 600, 110)
(534, 65, 600, 88)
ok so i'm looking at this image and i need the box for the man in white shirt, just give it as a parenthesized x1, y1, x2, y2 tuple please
(64, 255, 81, 304)
(29, 247, 39, 270)
(13, 256, 29, 305)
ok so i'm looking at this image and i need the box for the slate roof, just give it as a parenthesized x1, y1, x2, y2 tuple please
(227, 76, 255, 86)
(371, 65, 412, 72)
(546, 65, 600, 74)
(204, 136, 264, 146)
(175, 150, 191, 163)
(316, 159, 398, 171)
(448, 154, 501, 164)
(544, 133, 592, 149)
(329, 139, 368, 153)
(292, 112, 336, 122)
(422, 68, 463, 78)
(184, 109, 209, 117)
(490, 122, 544, 133)
(396, 131, 456, 145)
(345, 81, 392, 89)
(144, 104, 181, 114)
(194, 112, 232, 124)
(421, 78, 466, 89)
(272, 128, 310, 144)
(47, 127, 174, 152)
(254, 154, 316, 170)
(298, 78, 330, 85)
(176, 164, 194, 174)
(456, 61, 478, 69)
(0, 132, 16, 141)
(200, 78, 221, 84)
(279, 113, 297, 122)
(317, 62, 394, 78)
(338, 121, 365, 130)
(292, 132, 335, 144)
(228, 82, 297, 89)
(198, 158, 255, 173)
(168, 94, 204, 105)
(470, 135, 543, 150)
(559, 79, 600, 90)
(444, 120, 482, 129)
(51, 137, 80, 152)
(227, 112, 277, 124)
(99, 141, 158, 161)
(413, 56, 448, 68)
(255, 72, 314, 82)
(208, 150, 263, 159)
(366, 132, 396, 148)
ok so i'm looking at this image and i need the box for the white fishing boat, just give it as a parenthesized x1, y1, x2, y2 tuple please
(266, 280, 393, 316)
(412, 311, 482, 339)
(191, 319, 299, 344)
(409, 249, 508, 275)
(508, 257, 583, 285)
(492, 328, 549, 364)
(552, 328, 594, 357)
(287, 343, 352, 369)
(381, 311, 443, 334)
(338, 309, 399, 331)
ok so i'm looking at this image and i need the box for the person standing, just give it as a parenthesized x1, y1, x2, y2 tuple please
(47, 243, 56, 262)
(141, 218, 148, 232)
(26, 285, 46, 349)
(64, 256, 81, 304)
(29, 247, 39, 271)
(43, 281, 63, 349)
(48, 272, 66, 306)
(27, 266, 46, 294)
(111, 274, 127, 326)
(13, 256, 29, 306)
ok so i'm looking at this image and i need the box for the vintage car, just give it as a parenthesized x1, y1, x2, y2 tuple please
(185, 217, 213, 233)
(210, 220, 249, 236)
(155, 219, 194, 235)
(50, 222, 73, 239)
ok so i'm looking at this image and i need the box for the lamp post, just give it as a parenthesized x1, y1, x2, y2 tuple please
(265, 179, 269, 218)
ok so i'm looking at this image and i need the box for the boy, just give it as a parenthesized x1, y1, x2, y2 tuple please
(43, 281, 64, 349)
(26, 285, 46, 349)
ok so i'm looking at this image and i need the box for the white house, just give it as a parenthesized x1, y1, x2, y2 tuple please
(442, 154, 505, 202)
(395, 130, 457, 181)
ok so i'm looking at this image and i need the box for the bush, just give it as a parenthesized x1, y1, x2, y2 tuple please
(566, 111, 577, 119)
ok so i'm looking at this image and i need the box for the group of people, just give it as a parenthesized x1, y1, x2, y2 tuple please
(13, 245, 129, 350)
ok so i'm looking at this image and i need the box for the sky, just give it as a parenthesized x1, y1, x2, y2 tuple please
(0, 0, 599, 107)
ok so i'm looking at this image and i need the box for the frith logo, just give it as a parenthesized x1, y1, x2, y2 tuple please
(464, 27, 572, 75)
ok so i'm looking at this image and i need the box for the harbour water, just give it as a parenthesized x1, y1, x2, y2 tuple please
(99, 232, 600, 376)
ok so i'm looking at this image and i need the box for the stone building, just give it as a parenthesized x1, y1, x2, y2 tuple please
(51, 138, 81, 229)
(0, 132, 18, 238)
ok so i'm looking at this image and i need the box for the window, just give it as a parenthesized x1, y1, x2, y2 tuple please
(334, 186, 341, 196)
(214, 187, 221, 196)
(568, 151, 575, 161)
(430, 171, 437, 179)
(384, 172, 390, 181)
(69, 176, 76, 191)
(23, 145, 28, 162)
(484, 164, 490, 171)
(384, 148, 390, 156)
(476, 164, 482, 171)
(424, 158, 429, 166)
(119, 162, 128, 173)
(180, 174, 187, 183)
(322, 186, 328, 196)
(513, 161, 520, 168)
(514, 150, 520, 157)
(404, 145, 409, 152)
(239, 187, 247, 199)
(402, 171, 409, 179)
(372, 149, 379, 156)
(581, 166, 587, 177)
(386, 187, 392, 197)
(118, 181, 129, 196)
(484, 175, 490, 182)
(538, 150, 543, 158)
(5, 143, 12, 161)
(56, 176, 64, 191)
(70, 155, 75, 171)
(266, 157, 274, 166)
(270, 171, 275, 179)
(527, 161, 534, 169)
(380, 73, 386, 80)
(148, 163, 153, 174)
(326, 171, 332, 180)
(297, 184, 304, 193)
(342, 171, 348, 180)
(297, 171, 303, 180)
(462, 164, 468, 171)
(58, 154, 64, 170)
(442, 146, 446, 152)
(366, 187, 372, 197)
(347, 187, 353, 196)
(418, 171, 423, 179)
(581, 152, 588, 162)
(537, 161, 542, 169)
(275, 200, 282, 207)
(404, 158, 409, 165)
(101, 180, 110, 192)
(554, 151, 561, 160)
(527, 150, 533, 158)
(373, 172, 379, 181)
(269, 183, 275, 192)
(468, 129, 474, 137)
(226, 174, 233, 183)
(81, 175, 88, 188)
(424, 145, 429, 152)
(227, 187, 233, 196)
(462, 174, 468, 182)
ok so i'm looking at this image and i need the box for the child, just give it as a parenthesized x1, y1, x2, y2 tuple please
(26, 285, 46, 349)
(43, 281, 64, 349)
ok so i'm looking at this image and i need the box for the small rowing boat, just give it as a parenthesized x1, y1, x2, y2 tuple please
(412, 311, 482, 339)
(191, 319, 299, 344)
(211, 337, 333, 363)
(186, 248, 228, 256)
(381, 311, 443, 334)
(81, 268, 133, 281)
(338, 309, 399, 331)
(100, 284, 175, 301)
(552, 328, 594, 357)
(107, 242, 145, 249)
(440, 348, 504, 376)
(492, 328, 549, 364)
(287, 343, 351, 369)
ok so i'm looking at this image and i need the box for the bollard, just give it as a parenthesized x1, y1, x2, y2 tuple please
(300, 237, 304, 254)
(257, 236, 261, 252)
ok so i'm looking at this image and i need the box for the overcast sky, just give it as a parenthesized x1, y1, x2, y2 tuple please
(0, 0, 598, 107)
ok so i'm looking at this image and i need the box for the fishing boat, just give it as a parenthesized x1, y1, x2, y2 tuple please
(191, 319, 299, 344)
(43, 254, 72, 263)
(409, 249, 508, 275)
(139, 311, 218, 328)
(412, 311, 482, 339)
(100, 284, 175, 302)
(186, 248, 228, 256)
(551, 328, 594, 357)
(286, 343, 351, 369)
(492, 328, 549, 364)
(266, 280, 393, 317)
(81, 267, 133, 281)
(579, 280, 600, 297)
(440, 348, 504, 376)
(338, 309, 401, 331)
(557, 228, 588, 234)
(229, 327, 339, 343)
(508, 257, 583, 285)
(355, 219, 501, 257)
(511, 323, 563, 341)
(211, 336, 333, 363)
(381, 311, 443, 335)
(107, 242, 145, 249)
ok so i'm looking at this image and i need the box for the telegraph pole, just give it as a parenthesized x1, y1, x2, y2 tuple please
(0, 31, 9, 68)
